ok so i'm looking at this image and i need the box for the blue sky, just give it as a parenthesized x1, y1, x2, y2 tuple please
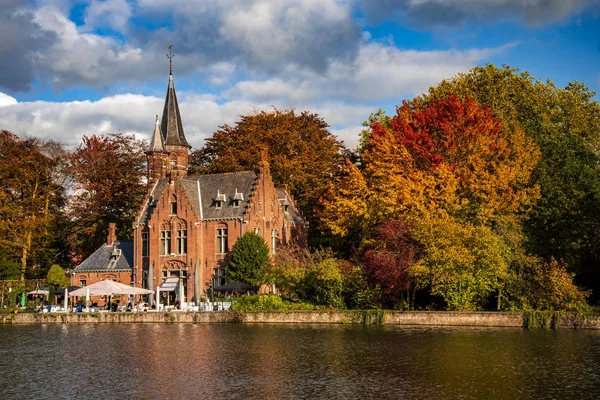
(0, 0, 598, 149)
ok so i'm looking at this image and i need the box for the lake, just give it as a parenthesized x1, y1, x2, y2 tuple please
(1, 324, 599, 399)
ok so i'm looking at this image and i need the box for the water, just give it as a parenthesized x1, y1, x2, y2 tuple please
(1, 324, 599, 399)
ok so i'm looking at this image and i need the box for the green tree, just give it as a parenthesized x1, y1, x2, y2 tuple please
(227, 232, 270, 286)
(46, 264, 68, 288)
(422, 64, 600, 300)
(0, 258, 20, 280)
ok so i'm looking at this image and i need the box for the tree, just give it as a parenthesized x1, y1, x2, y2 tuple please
(46, 264, 68, 288)
(301, 258, 344, 308)
(362, 218, 424, 308)
(0, 131, 65, 281)
(422, 64, 600, 300)
(68, 134, 147, 261)
(320, 95, 539, 310)
(189, 108, 347, 239)
(227, 232, 270, 286)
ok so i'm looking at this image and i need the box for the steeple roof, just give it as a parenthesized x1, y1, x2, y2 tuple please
(146, 115, 168, 153)
(160, 73, 191, 148)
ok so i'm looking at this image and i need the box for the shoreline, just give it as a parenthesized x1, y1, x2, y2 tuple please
(2, 310, 599, 329)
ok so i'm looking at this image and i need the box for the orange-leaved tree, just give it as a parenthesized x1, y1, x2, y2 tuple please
(321, 95, 541, 310)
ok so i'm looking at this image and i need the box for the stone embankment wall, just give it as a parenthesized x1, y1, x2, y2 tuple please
(2, 310, 599, 328)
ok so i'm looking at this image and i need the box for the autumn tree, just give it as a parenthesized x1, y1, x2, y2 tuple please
(68, 134, 147, 261)
(362, 218, 424, 309)
(0, 131, 65, 281)
(189, 108, 347, 239)
(422, 64, 600, 300)
(321, 95, 540, 310)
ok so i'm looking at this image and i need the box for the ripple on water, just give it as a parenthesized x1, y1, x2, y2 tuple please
(0, 324, 599, 399)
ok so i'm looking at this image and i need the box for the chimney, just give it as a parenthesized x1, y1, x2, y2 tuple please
(107, 223, 117, 246)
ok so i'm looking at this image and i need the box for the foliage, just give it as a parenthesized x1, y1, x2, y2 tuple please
(0, 131, 67, 280)
(300, 258, 345, 308)
(231, 294, 318, 311)
(320, 94, 539, 310)
(504, 257, 590, 312)
(422, 64, 600, 300)
(189, 108, 347, 239)
(339, 260, 382, 309)
(67, 133, 147, 261)
(357, 108, 391, 154)
(362, 218, 423, 308)
(0, 255, 20, 280)
(227, 232, 270, 285)
(265, 246, 348, 308)
(46, 264, 68, 289)
(414, 216, 509, 310)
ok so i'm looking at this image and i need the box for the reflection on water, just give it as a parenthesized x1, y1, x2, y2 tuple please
(1, 324, 599, 399)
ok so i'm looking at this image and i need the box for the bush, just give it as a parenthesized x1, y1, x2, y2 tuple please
(504, 256, 590, 312)
(231, 295, 318, 311)
(301, 258, 344, 308)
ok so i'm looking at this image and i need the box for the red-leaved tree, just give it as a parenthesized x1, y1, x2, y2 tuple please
(362, 218, 423, 308)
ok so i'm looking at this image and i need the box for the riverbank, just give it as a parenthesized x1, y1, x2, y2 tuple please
(2, 310, 600, 328)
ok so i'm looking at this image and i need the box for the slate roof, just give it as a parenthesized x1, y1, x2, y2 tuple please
(161, 74, 190, 148)
(136, 171, 306, 225)
(180, 171, 257, 220)
(73, 241, 133, 273)
(277, 188, 305, 224)
(147, 116, 168, 153)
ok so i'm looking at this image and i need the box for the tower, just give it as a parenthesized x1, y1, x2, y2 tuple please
(161, 47, 191, 179)
(146, 45, 191, 185)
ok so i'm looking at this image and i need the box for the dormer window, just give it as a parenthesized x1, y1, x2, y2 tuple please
(215, 190, 227, 208)
(280, 198, 290, 214)
(233, 189, 244, 208)
(111, 249, 122, 260)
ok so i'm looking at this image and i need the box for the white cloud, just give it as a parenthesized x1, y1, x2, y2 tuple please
(0, 90, 375, 150)
(225, 42, 510, 104)
(84, 0, 132, 33)
(0, 92, 17, 107)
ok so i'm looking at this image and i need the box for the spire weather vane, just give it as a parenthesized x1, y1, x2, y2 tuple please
(167, 43, 174, 74)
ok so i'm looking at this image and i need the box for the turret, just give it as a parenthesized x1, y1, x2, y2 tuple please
(146, 115, 169, 187)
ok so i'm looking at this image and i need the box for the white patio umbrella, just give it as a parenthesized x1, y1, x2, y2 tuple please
(27, 288, 50, 295)
(119, 286, 153, 295)
(69, 280, 132, 296)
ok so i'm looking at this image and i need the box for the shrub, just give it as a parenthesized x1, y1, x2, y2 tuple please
(231, 294, 318, 311)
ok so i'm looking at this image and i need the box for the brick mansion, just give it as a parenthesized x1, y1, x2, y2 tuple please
(71, 70, 307, 304)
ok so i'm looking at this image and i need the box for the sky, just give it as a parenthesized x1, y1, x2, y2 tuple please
(0, 0, 599, 150)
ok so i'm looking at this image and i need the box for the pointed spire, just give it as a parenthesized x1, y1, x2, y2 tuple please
(146, 115, 168, 154)
(160, 72, 191, 148)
